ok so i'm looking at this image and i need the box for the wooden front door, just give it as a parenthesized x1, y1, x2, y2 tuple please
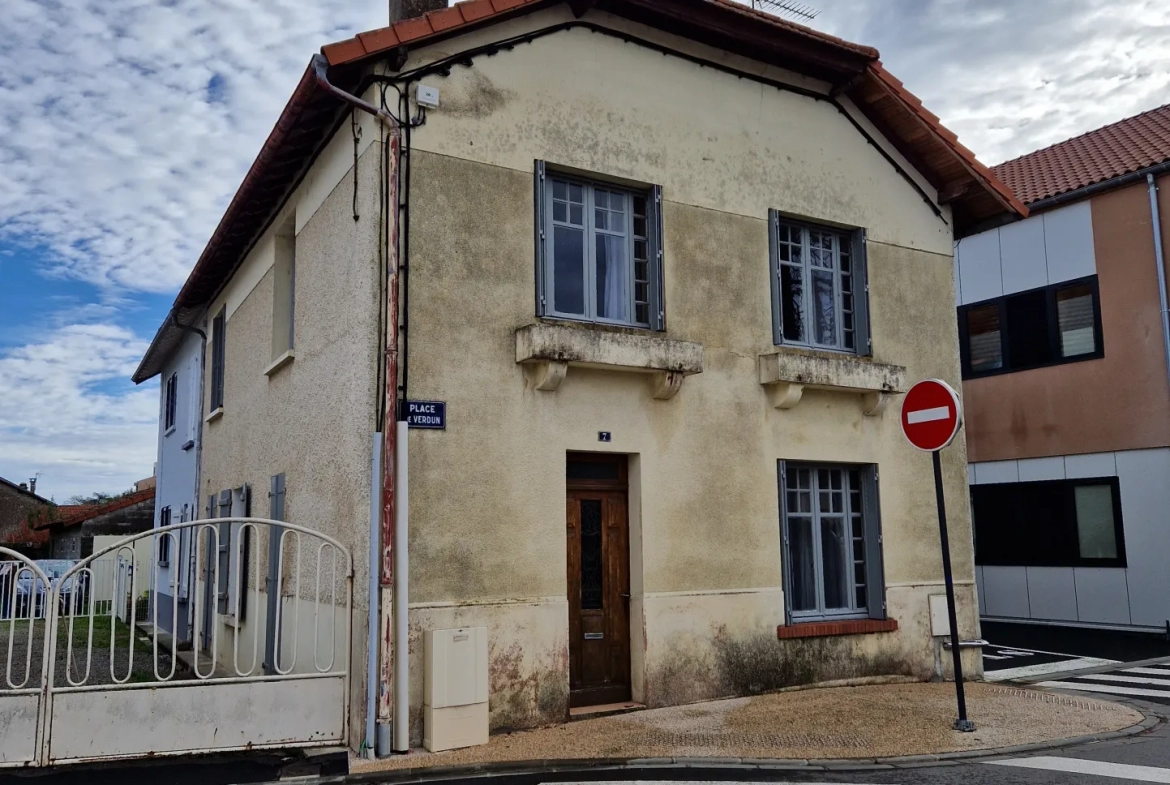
(566, 455, 631, 708)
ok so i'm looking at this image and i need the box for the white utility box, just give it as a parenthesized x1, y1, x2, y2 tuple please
(423, 627, 488, 752)
(929, 594, 950, 637)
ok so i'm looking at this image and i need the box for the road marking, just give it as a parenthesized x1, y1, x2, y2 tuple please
(907, 406, 949, 424)
(1036, 681, 1170, 698)
(985, 657, 1119, 682)
(983, 653, 1010, 660)
(1124, 667, 1170, 676)
(1074, 673, 1170, 688)
(986, 756, 1170, 782)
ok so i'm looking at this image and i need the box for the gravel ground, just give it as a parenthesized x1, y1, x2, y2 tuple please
(0, 617, 180, 688)
(352, 681, 1142, 774)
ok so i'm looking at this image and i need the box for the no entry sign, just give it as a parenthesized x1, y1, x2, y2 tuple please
(901, 379, 962, 452)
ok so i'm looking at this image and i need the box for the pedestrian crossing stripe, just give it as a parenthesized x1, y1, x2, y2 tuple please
(1037, 663, 1170, 702)
(987, 756, 1170, 783)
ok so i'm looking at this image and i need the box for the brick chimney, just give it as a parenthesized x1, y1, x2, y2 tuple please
(389, 0, 448, 22)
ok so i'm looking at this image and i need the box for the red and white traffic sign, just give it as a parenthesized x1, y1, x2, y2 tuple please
(901, 379, 962, 452)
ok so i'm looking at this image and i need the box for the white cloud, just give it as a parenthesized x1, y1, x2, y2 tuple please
(0, 0, 387, 294)
(808, 0, 1170, 165)
(0, 324, 157, 502)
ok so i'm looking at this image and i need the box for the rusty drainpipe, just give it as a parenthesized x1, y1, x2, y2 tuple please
(310, 54, 405, 755)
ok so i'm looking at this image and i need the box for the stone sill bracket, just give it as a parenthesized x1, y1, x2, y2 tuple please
(758, 350, 908, 417)
(517, 323, 702, 401)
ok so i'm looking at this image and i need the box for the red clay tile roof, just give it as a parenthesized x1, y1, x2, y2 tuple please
(32, 489, 155, 531)
(993, 103, 1170, 206)
(868, 62, 1028, 221)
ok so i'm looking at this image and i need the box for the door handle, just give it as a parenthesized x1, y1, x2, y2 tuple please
(620, 593, 630, 599)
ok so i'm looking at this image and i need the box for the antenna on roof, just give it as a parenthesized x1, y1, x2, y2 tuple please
(751, 0, 819, 22)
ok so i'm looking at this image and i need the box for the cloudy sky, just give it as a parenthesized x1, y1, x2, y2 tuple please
(1, 0, 1167, 501)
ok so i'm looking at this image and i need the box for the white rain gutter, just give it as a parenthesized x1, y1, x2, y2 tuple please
(1148, 173, 1170, 391)
(366, 433, 382, 758)
(393, 420, 410, 753)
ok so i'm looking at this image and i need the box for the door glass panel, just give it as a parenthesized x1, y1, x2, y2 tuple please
(567, 459, 620, 482)
(579, 499, 603, 610)
(1075, 485, 1118, 559)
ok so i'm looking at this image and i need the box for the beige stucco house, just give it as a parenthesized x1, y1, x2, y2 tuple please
(134, 0, 1026, 752)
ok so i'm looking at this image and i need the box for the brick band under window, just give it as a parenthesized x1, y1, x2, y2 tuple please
(776, 618, 898, 640)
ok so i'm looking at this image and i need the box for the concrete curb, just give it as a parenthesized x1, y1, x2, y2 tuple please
(338, 708, 1161, 783)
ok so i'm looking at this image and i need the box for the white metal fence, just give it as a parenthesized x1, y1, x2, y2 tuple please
(0, 518, 353, 767)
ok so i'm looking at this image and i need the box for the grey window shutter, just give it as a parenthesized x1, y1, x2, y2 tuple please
(238, 484, 251, 622)
(776, 460, 794, 625)
(216, 489, 231, 614)
(854, 228, 873, 357)
(649, 184, 666, 331)
(264, 474, 286, 674)
(534, 160, 547, 317)
(862, 465, 887, 620)
(768, 209, 782, 345)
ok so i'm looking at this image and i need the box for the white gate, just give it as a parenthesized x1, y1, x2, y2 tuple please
(0, 519, 352, 767)
(0, 550, 52, 766)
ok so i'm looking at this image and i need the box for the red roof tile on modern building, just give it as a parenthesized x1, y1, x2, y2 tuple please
(993, 103, 1170, 206)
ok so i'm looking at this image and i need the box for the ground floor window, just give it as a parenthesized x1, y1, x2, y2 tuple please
(972, 477, 1125, 567)
(779, 462, 885, 623)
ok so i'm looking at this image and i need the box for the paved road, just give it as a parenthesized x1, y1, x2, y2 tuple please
(982, 622, 1170, 673)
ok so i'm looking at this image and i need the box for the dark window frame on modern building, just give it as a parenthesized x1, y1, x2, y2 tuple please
(778, 461, 885, 624)
(972, 477, 1126, 568)
(769, 212, 871, 355)
(164, 372, 178, 432)
(534, 161, 665, 331)
(958, 275, 1104, 379)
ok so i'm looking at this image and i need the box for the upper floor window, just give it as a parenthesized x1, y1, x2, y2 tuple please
(779, 462, 885, 623)
(272, 222, 296, 360)
(210, 307, 226, 411)
(535, 162, 665, 330)
(958, 275, 1102, 378)
(164, 372, 178, 432)
(769, 213, 870, 354)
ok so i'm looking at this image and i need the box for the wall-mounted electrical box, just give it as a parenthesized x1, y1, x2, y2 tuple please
(423, 627, 488, 752)
(929, 594, 950, 637)
(416, 84, 440, 109)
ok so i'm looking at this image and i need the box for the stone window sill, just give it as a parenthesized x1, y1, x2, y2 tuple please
(515, 322, 703, 400)
(758, 348, 907, 416)
(776, 618, 899, 640)
(264, 349, 295, 378)
(204, 407, 224, 424)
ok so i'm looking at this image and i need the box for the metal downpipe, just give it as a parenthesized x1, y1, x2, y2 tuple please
(1148, 173, 1170, 390)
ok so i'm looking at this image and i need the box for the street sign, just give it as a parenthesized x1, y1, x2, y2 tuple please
(901, 377, 975, 733)
(405, 400, 445, 430)
(901, 379, 962, 452)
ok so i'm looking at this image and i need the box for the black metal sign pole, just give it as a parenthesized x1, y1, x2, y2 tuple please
(933, 449, 975, 732)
